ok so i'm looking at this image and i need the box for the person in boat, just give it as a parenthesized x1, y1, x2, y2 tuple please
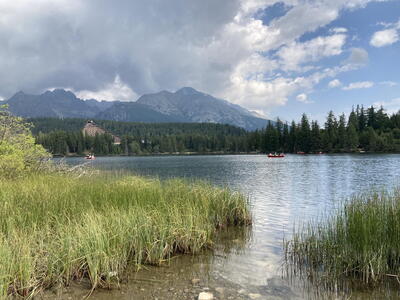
(85, 153, 95, 159)
(268, 152, 285, 157)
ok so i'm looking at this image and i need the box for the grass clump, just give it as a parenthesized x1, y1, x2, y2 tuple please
(0, 174, 251, 298)
(285, 189, 400, 289)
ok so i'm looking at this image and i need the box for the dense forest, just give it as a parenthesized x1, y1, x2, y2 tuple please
(32, 105, 400, 155)
(33, 120, 248, 155)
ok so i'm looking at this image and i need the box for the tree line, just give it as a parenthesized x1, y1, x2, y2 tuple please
(32, 105, 400, 155)
(256, 105, 400, 153)
(34, 121, 248, 155)
(29, 118, 246, 137)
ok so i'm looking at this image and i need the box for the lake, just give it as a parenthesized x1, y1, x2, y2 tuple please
(59, 154, 400, 299)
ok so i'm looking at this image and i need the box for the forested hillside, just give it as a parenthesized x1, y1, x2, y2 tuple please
(29, 118, 246, 136)
(32, 105, 400, 155)
(32, 119, 248, 155)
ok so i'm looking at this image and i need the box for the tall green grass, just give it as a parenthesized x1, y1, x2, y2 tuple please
(0, 174, 251, 298)
(285, 189, 400, 290)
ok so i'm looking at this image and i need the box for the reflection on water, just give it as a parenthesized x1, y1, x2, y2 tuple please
(60, 154, 400, 299)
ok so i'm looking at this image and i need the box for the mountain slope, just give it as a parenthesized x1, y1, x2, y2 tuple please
(95, 102, 189, 123)
(135, 87, 268, 130)
(4, 87, 270, 130)
(4, 89, 101, 118)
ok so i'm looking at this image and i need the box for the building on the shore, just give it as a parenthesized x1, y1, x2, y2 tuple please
(82, 120, 121, 145)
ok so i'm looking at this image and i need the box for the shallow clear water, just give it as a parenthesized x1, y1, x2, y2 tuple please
(58, 154, 400, 299)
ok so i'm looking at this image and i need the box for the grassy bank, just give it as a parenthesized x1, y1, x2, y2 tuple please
(285, 189, 400, 289)
(0, 174, 251, 298)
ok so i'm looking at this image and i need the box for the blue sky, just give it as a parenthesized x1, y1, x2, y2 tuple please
(269, 1, 400, 123)
(0, 0, 399, 123)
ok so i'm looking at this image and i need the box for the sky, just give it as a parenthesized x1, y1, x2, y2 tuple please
(0, 0, 399, 122)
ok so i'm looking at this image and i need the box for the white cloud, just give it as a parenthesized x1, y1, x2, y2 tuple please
(221, 49, 369, 111)
(330, 27, 348, 33)
(73, 75, 137, 101)
(277, 34, 347, 71)
(370, 28, 399, 47)
(328, 79, 342, 88)
(373, 98, 400, 114)
(342, 81, 374, 90)
(223, 75, 298, 109)
(375, 19, 400, 29)
(296, 93, 313, 103)
(345, 47, 369, 66)
(233, 54, 279, 81)
(380, 81, 398, 87)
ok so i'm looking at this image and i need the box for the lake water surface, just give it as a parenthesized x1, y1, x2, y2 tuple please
(60, 154, 400, 299)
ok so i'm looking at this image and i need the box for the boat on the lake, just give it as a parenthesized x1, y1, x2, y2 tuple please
(85, 154, 95, 160)
(268, 153, 285, 158)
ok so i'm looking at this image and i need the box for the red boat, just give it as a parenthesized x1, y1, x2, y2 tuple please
(268, 153, 285, 158)
(85, 154, 95, 160)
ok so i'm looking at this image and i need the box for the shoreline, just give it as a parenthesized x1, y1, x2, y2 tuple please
(0, 173, 251, 298)
(52, 151, 400, 158)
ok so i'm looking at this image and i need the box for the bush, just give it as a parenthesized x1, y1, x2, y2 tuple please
(0, 142, 25, 178)
(0, 105, 50, 178)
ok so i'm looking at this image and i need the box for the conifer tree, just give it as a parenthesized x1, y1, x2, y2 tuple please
(311, 121, 321, 152)
(337, 114, 347, 150)
(299, 114, 311, 153)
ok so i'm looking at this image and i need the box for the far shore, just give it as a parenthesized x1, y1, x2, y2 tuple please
(52, 151, 399, 158)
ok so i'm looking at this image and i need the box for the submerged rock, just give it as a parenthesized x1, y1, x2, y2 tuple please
(198, 291, 214, 300)
(248, 293, 262, 299)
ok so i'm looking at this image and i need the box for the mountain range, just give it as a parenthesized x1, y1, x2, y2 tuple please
(1, 87, 270, 130)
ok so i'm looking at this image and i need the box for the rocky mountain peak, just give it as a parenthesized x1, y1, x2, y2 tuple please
(44, 89, 77, 100)
(176, 87, 201, 96)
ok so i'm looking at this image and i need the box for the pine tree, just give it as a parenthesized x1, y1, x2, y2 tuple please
(299, 114, 311, 153)
(263, 122, 279, 152)
(289, 120, 297, 153)
(323, 111, 338, 152)
(345, 123, 359, 151)
(337, 113, 347, 150)
(282, 123, 290, 152)
(310, 121, 321, 152)
(376, 106, 389, 130)
(348, 108, 358, 131)
(367, 106, 377, 129)
(276, 118, 284, 149)
(358, 106, 366, 132)
(366, 127, 378, 152)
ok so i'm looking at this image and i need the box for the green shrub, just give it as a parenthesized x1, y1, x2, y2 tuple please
(0, 105, 50, 178)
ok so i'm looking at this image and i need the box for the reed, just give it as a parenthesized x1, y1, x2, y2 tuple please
(285, 189, 400, 289)
(0, 174, 251, 298)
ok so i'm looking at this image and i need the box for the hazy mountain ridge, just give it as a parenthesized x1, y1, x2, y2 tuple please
(3, 87, 270, 130)
(135, 87, 269, 130)
(95, 102, 189, 123)
(4, 89, 101, 119)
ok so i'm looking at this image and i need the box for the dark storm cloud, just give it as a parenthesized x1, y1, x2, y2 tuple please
(0, 0, 240, 98)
